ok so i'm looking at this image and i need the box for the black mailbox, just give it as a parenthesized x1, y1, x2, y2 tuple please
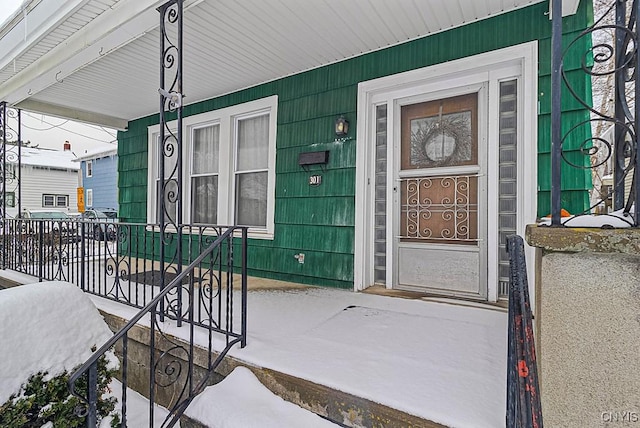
(298, 150, 330, 167)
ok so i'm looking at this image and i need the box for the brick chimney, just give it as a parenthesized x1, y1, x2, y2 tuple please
(63, 140, 71, 151)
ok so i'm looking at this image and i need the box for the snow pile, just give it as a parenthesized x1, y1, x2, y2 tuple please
(100, 380, 173, 428)
(0, 281, 113, 404)
(538, 207, 634, 228)
(185, 367, 338, 427)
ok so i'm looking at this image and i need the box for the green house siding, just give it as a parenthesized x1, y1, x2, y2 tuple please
(118, 1, 593, 288)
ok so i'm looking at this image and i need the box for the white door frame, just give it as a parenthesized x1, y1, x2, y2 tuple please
(354, 41, 538, 304)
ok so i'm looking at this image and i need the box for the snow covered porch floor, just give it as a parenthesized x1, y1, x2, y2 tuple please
(0, 269, 508, 427)
(90, 278, 508, 428)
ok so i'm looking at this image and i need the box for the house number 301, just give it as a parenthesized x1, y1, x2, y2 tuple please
(309, 175, 322, 186)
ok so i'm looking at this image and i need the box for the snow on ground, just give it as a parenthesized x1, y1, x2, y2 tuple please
(90, 287, 508, 428)
(233, 289, 507, 428)
(0, 273, 508, 427)
(186, 366, 338, 427)
(0, 279, 356, 427)
(100, 380, 174, 428)
(0, 281, 113, 404)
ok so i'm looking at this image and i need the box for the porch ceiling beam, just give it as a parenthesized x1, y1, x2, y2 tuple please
(16, 99, 129, 130)
(0, 0, 166, 107)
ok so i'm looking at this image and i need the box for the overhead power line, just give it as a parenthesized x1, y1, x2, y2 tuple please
(23, 112, 117, 143)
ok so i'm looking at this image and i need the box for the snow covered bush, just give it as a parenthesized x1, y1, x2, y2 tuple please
(0, 282, 122, 428)
(0, 352, 119, 428)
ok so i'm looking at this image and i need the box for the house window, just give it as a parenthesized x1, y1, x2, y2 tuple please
(5, 163, 16, 180)
(3, 192, 15, 207)
(235, 114, 269, 227)
(43, 194, 69, 208)
(86, 160, 93, 178)
(148, 95, 277, 238)
(86, 189, 93, 207)
(191, 124, 220, 224)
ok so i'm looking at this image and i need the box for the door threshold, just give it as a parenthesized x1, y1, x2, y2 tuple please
(362, 285, 507, 311)
(420, 296, 508, 312)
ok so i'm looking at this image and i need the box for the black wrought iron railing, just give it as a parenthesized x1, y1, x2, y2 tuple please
(1, 218, 247, 319)
(67, 225, 247, 427)
(550, 0, 640, 226)
(506, 235, 542, 428)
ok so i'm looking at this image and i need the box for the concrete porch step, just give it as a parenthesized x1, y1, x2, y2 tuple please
(189, 359, 448, 428)
(101, 310, 448, 428)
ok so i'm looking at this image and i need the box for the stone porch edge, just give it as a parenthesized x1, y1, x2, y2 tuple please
(526, 224, 640, 254)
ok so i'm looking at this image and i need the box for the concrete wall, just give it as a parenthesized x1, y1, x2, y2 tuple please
(527, 226, 640, 427)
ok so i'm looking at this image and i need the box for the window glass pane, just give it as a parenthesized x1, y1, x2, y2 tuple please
(192, 176, 218, 224)
(235, 172, 267, 227)
(56, 196, 67, 207)
(498, 79, 518, 298)
(237, 115, 269, 171)
(193, 125, 219, 175)
(374, 104, 387, 285)
(43, 195, 54, 207)
(401, 93, 478, 170)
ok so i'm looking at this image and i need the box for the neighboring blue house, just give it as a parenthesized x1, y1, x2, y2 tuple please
(74, 146, 118, 212)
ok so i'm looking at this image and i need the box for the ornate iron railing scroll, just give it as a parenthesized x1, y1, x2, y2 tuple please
(0, 102, 22, 269)
(552, 0, 640, 226)
(69, 225, 249, 428)
(158, 0, 184, 323)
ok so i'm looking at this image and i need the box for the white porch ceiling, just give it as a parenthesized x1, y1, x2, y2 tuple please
(0, 0, 575, 129)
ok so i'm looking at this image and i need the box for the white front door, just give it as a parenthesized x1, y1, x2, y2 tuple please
(394, 92, 487, 298)
(354, 43, 539, 303)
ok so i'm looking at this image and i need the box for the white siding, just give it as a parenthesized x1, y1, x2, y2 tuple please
(5, 165, 79, 217)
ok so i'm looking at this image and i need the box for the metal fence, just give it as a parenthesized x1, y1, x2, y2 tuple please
(550, 0, 640, 226)
(1, 218, 247, 326)
(67, 225, 247, 427)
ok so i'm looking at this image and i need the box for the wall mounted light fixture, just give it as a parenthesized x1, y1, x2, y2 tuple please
(335, 115, 349, 136)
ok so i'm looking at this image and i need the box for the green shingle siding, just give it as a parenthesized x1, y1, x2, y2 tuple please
(118, 1, 593, 288)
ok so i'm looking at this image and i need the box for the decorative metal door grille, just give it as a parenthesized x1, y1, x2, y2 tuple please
(400, 174, 478, 242)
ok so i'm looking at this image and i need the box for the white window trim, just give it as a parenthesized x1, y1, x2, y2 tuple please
(147, 95, 277, 239)
(43, 194, 54, 207)
(86, 160, 93, 178)
(354, 42, 538, 304)
(56, 195, 68, 208)
(86, 188, 93, 207)
(43, 194, 69, 208)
